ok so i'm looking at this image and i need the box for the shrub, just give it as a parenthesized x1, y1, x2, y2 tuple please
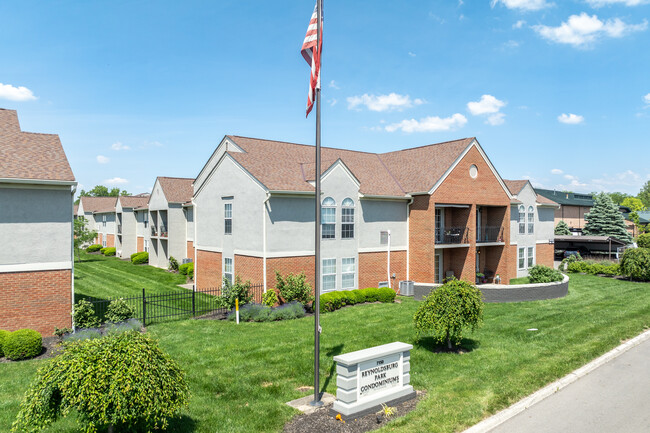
(319, 287, 396, 313)
(638, 233, 650, 249)
(619, 248, 650, 281)
(100, 247, 107, 254)
(567, 261, 622, 277)
(168, 256, 179, 272)
(105, 298, 135, 323)
(86, 244, 102, 253)
(555, 220, 571, 236)
(270, 301, 306, 321)
(12, 331, 189, 433)
(179, 262, 194, 280)
(54, 327, 72, 338)
(4, 329, 42, 360)
(221, 276, 253, 310)
(102, 247, 116, 256)
(560, 252, 583, 271)
(275, 271, 314, 306)
(131, 251, 149, 265)
(320, 291, 345, 313)
(262, 290, 279, 307)
(528, 265, 564, 283)
(63, 329, 102, 342)
(413, 279, 484, 349)
(228, 301, 306, 322)
(374, 287, 397, 303)
(105, 319, 143, 335)
(130, 252, 141, 261)
(0, 329, 10, 357)
(73, 299, 100, 329)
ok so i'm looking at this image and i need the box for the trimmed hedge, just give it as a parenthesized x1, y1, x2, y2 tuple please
(619, 248, 650, 281)
(130, 252, 141, 261)
(320, 287, 396, 313)
(179, 262, 194, 280)
(102, 247, 116, 256)
(567, 260, 620, 277)
(86, 244, 102, 253)
(0, 329, 10, 357)
(528, 265, 564, 283)
(131, 251, 149, 265)
(4, 329, 42, 360)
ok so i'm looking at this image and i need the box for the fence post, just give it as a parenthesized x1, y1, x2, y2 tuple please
(192, 289, 196, 317)
(142, 288, 146, 325)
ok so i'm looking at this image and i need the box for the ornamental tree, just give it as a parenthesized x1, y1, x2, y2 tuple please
(555, 220, 571, 236)
(583, 193, 633, 244)
(413, 279, 484, 349)
(73, 217, 97, 262)
(621, 197, 646, 212)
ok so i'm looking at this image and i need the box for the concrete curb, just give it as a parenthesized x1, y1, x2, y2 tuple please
(463, 328, 650, 433)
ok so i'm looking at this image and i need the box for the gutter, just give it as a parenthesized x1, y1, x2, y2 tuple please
(0, 177, 77, 186)
(263, 191, 271, 292)
(359, 193, 412, 201)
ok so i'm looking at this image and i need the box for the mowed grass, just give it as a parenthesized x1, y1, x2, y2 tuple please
(2, 274, 649, 432)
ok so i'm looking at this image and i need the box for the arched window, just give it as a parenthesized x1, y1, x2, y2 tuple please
(341, 198, 354, 239)
(321, 197, 336, 239)
(518, 205, 526, 234)
(528, 206, 534, 234)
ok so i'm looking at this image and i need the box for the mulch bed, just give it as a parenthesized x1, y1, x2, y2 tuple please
(0, 336, 63, 363)
(283, 390, 425, 433)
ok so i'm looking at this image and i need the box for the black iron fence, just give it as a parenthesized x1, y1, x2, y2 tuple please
(435, 226, 470, 244)
(82, 283, 265, 326)
(477, 226, 504, 243)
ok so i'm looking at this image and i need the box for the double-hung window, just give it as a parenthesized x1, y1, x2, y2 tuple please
(322, 258, 336, 291)
(518, 247, 525, 270)
(103, 215, 107, 227)
(527, 206, 534, 234)
(143, 212, 149, 228)
(144, 239, 149, 252)
(341, 198, 354, 239)
(527, 246, 534, 268)
(518, 205, 525, 234)
(224, 202, 232, 235)
(224, 258, 233, 284)
(321, 197, 336, 239)
(341, 258, 356, 289)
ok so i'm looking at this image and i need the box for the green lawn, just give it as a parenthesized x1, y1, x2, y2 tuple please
(509, 276, 530, 284)
(2, 274, 650, 432)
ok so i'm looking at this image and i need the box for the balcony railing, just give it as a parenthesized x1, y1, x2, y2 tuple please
(159, 225, 168, 238)
(435, 226, 469, 244)
(477, 226, 504, 243)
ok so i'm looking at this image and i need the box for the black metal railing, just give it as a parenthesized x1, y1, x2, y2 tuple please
(81, 284, 266, 326)
(159, 224, 168, 238)
(435, 226, 469, 244)
(477, 226, 504, 243)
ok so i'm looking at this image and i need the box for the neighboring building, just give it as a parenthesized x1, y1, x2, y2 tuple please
(622, 210, 649, 238)
(505, 180, 559, 278)
(148, 177, 194, 268)
(535, 189, 594, 233)
(0, 108, 76, 335)
(77, 196, 118, 246)
(193, 135, 521, 292)
(115, 194, 150, 258)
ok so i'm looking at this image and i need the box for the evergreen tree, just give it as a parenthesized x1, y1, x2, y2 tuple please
(583, 193, 633, 244)
(555, 220, 571, 235)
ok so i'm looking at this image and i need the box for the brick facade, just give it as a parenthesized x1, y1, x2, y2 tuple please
(187, 241, 194, 261)
(107, 234, 115, 248)
(196, 249, 222, 290)
(0, 269, 72, 335)
(97, 233, 103, 245)
(266, 255, 316, 291)
(358, 251, 407, 291)
(234, 254, 264, 284)
(555, 205, 591, 230)
(536, 243, 554, 268)
(137, 236, 144, 253)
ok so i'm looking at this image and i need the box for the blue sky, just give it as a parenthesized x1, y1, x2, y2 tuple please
(1, 0, 649, 196)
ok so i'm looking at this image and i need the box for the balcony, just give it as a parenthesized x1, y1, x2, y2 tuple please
(151, 226, 158, 237)
(117, 225, 122, 235)
(477, 226, 504, 244)
(435, 226, 469, 245)
(159, 225, 168, 238)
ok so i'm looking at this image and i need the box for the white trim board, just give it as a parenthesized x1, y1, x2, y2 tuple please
(0, 261, 73, 273)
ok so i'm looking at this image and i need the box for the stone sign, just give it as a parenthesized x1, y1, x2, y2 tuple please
(332, 342, 415, 419)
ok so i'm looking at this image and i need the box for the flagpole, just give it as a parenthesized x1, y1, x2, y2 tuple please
(311, 0, 323, 408)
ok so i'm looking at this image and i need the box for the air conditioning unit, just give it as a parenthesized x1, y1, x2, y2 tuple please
(182, 258, 193, 264)
(378, 281, 389, 288)
(399, 280, 414, 296)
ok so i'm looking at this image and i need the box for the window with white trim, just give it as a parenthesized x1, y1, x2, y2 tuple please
(103, 240, 107, 248)
(224, 202, 232, 235)
(321, 197, 336, 239)
(528, 246, 534, 268)
(518, 247, 525, 270)
(527, 206, 534, 234)
(322, 258, 336, 291)
(341, 198, 354, 239)
(144, 239, 149, 252)
(518, 205, 525, 234)
(143, 212, 149, 228)
(103, 215, 107, 227)
(224, 257, 233, 284)
(341, 258, 355, 289)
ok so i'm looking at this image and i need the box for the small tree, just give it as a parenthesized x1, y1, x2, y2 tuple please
(73, 217, 97, 262)
(275, 271, 314, 306)
(621, 197, 646, 212)
(221, 276, 253, 310)
(413, 279, 484, 349)
(638, 180, 650, 210)
(555, 220, 571, 235)
(583, 193, 633, 244)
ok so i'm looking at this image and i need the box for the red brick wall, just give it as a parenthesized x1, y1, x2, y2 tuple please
(266, 256, 315, 292)
(536, 243, 554, 268)
(358, 251, 407, 291)
(508, 245, 518, 281)
(187, 241, 194, 261)
(97, 233, 103, 245)
(196, 249, 222, 290)
(137, 236, 144, 253)
(0, 269, 72, 336)
(234, 254, 264, 284)
(107, 234, 115, 248)
(409, 195, 435, 282)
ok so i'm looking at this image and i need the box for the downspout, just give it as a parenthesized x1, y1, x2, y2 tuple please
(263, 191, 271, 292)
(70, 184, 77, 331)
(406, 195, 414, 280)
(387, 229, 391, 289)
(192, 197, 197, 291)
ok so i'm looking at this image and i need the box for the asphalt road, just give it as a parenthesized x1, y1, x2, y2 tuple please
(490, 337, 650, 433)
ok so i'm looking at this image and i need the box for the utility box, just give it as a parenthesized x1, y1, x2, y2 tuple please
(399, 280, 414, 296)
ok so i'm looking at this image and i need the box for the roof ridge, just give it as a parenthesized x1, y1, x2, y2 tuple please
(380, 137, 475, 155)
(375, 154, 406, 194)
(228, 135, 387, 156)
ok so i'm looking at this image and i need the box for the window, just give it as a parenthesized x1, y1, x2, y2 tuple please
(528, 246, 534, 268)
(435, 208, 443, 243)
(103, 215, 107, 227)
(527, 206, 534, 234)
(341, 258, 355, 289)
(518, 247, 525, 270)
(103, 240, 107, 248)
(224, 203, 232, 235)
(144, 239, 149, 252)
(322, 258, 336, 291)
(143, 212, 149, 228)
(224, 258, 233, 284)
(518, 205, 525, 234)
(321, 197, 336, 239)
(341, 198, 354, 239)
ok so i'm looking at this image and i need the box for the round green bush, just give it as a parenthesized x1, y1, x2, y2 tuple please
(413, 279, 484, 349)
(86, 244, 102, 253)
(130, 251, 141, 261)
(637, 233, 650, 249)
(528, 265, 564, 283)
(12, 331, 189, 433)
(0, 329, 11, 358)
(4, 329, 42, 360)
(105, 298, 135, 323)
(102, 247, 116, 256)
(179, 262, 194, 280)
(73, 299, 100, 329)
(619, 248, 650, 281)
(131, 251, 149, 265)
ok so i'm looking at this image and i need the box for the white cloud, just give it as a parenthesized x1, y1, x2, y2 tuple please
(329, 80, 340, 89)
(408, 52, 417, 57)
(503, 40, 521, 49)
(586, 0, 650, 7)
(139, 140, 164, 149)
(513, 20, 527, 29)
(533, 13, 648, 47)
(644, 93, 650, 104)
(491, 0, 553, 11)
(0, 83, 37, 101)
(487, 113, 506, 126)
(551, 168, 564, 175)
(558, 113, 585, 124)
(111, 141, 130, 151)
(104, 177, 128, 185)
(467, 94, 506, 115)
(385, 113, 467, 133)
(328, 98, 338, 107)
(96, 155, 110, 164)
(347, 93, 425, 112)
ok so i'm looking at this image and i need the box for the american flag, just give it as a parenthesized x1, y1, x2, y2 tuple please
(301, 2, 322, 117)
